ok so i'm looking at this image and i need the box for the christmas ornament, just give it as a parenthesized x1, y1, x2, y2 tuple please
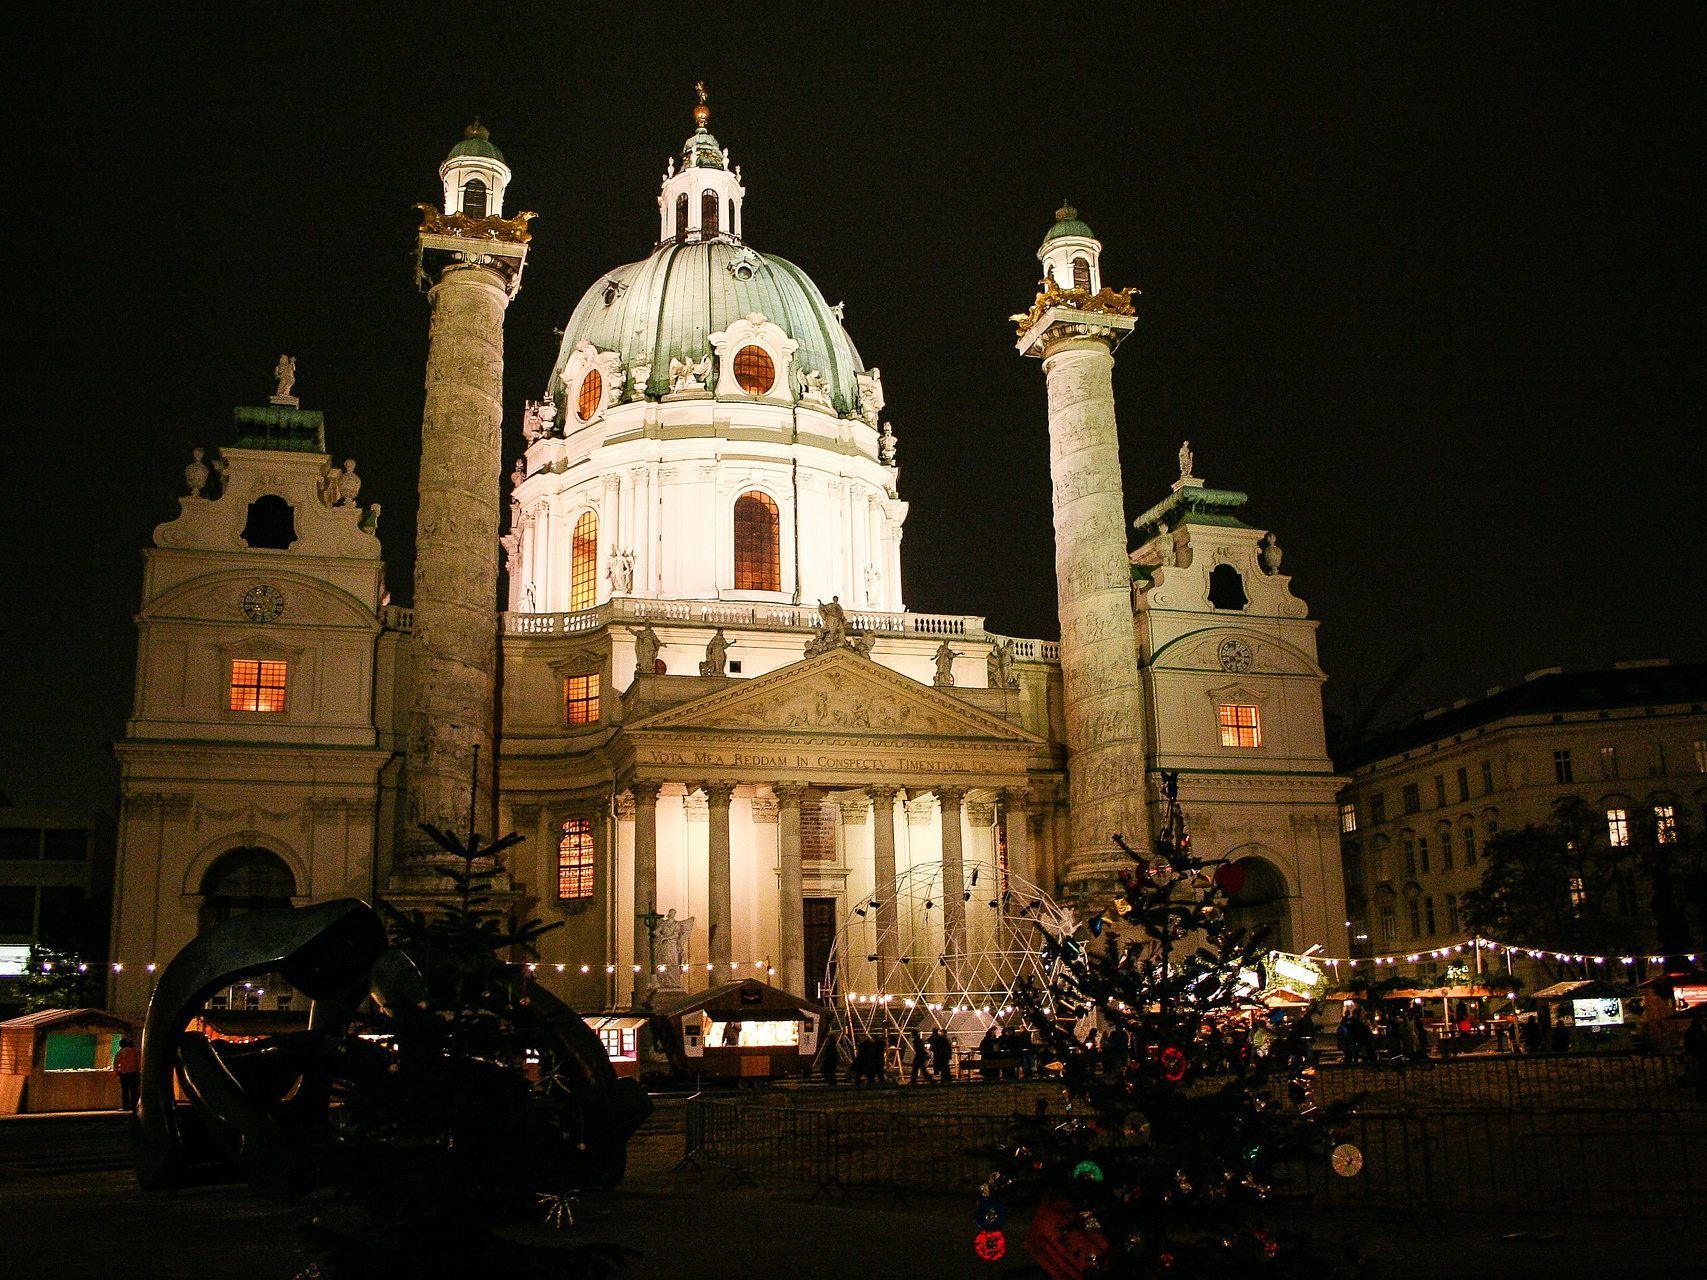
(973, 1230, 1007, 1262)
(1214, 861, 1246, 894)
(1122, 1111, 1151, 1144)
(1331, 1142, 1364, 1177)
(1159, 1045, 1188, 1082)
(1072, 1159, 1104, 1182)
(974, 1198, 1007, 1229)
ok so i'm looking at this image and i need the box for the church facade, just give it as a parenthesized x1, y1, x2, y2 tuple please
(107, 104, 1345, 1019)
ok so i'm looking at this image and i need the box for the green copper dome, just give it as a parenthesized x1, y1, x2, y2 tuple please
(447, 121, 505, 164)
(1041, 200, 1095, 243)
(553, 238, 867, 414)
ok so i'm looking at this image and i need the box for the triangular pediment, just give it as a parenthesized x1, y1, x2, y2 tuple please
(624, 649, 1041, 744)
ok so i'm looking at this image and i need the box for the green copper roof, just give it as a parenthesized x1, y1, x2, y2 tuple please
(682, 127, 724, 170)
(447, 122, 505, 164)
(1042, 201, 1095, 244)
(233, 404, 326, 452)
(553, 239, 867, 414)
(1131, 485, 1253, 540)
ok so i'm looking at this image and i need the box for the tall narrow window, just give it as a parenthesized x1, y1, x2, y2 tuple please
(557, 819, 595, 900)
(1481, 761, 1495, 794)
(1462, 825, 1477, 865)
(1217, 704, 1262, 748)
(733, 491, 781, 591)
(1402, 835, 1416, 877)
(1402, 783, 1420, 815)
(1601, 745, 1620, 779)
(1553, 750, 1574, 784)
(1339, 802, 1358, 834)
(1440, 828, 1454, 870)
(1654, 804, 1678, 844)
(1418, 837, 1430, 875)
(1694, 738, 1707, 773)
(1646, 742, 1667, 776)
(1606, 808, 1630, 847)
(675, 193, 689, 240)
(1071, 257, 1091, 291)
(1433, 775, 1447, 806)
(570, 511, 598, 610)
(229, 659, 287, 713)
(701, 188, 719, 236)
(461, 178, 488, 218)
(1370, 792, 1387, 825)
(563, 673, 600, 725)
(1445, 892, 1459, 933)
(1456, 766, 1470, 801)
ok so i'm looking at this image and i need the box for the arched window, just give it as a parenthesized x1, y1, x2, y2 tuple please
(576, 369, 603, 422)
(1072, 256, 1091, 291)
(675, 193, 689, 240)
(727, 197, 735, 233)
(701, 188, 720, 236)
(241, 494, 297, 549)
(1222, 856, 1292, 951)
(199, 847, 295, 930)
(570, 511, 598, 610)
(460, 178, 488, 218)
(558, 819, 595, 901)
(1207, 563, 1249, 610)
(733, 491, 781, 591)
(732, 344, 775, 394)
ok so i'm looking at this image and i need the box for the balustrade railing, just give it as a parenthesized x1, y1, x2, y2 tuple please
(498, 599, 1061, 660)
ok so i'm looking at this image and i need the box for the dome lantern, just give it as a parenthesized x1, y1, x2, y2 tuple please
(656, 83, 746, 244)
(1037, 200, 1103, 294)
(439, 120, 511, 219)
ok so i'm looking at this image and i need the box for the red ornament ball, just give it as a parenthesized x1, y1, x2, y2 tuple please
(1214, 861, 1246, 894)
(1160, 1045, 1189, 1083)
(973, 1230, 1007, 1262)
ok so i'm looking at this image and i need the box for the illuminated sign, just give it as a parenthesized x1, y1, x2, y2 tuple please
(1572, 997, 1623, 1028)
(1673, 984, 1707, 1012)
(0, 945, 29, 977)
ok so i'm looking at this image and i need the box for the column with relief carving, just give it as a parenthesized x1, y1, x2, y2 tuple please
(704, 782, 735, 973)
(938, 787, 968, 982)
(867, 786, 901, 987)
(1001, 788, 1035, 886)
(629, 782, 662, 1006)
(774, 783, 807, 996)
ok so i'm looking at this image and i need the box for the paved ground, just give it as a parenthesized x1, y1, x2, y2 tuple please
(3, 1100, 1703, 1280)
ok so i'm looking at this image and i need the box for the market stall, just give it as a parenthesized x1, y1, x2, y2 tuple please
(653, 979, 825, 1080)
(0, 1008, 136, 1113)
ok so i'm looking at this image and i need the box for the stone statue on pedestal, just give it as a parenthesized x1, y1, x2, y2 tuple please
(607, 547, 635, 594)
(632, 622, 662, 676)
(654, 910, 692, 987)
(987, 638, 1018, 690)
(273, 354, 297, 401)
(932, 640, 957, 688)
(337, 459, 362, 506)
(1178, 439, 1194, 479)
(699, 628, 733, 676)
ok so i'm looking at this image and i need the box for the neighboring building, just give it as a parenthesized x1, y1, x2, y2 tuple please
(1337, 660, 1707, 972)
(0, 804, 116, 1012)
(107, 101, 1347, 1018)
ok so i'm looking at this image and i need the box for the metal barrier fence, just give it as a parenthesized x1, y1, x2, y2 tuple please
(1312, 1051, 1699, 1112)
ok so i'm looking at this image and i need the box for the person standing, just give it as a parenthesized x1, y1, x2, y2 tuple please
(929, 1027, 954, 1083)
(819, 1028, 841, 1086)
(113, 1036, 141, 1111)
(909, 1028, 933, 1084)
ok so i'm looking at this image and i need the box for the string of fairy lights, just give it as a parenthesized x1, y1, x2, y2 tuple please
(52, 936, 1704, 985)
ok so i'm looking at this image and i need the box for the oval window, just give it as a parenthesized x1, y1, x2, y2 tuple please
(577, 369, 603, 421)
(733, 345, 775, 395)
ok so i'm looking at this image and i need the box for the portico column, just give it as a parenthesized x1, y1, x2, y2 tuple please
(1001, 788, 1036, 886)
(938, 787, 968, 977)
(868, 786, 901, 987)
(704, 782, 736, 973)
(629, 781, 662, 1007)
(775, 783, 807, 996)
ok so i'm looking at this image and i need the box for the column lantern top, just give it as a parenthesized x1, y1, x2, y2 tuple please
(1012, 202, 1137, 357)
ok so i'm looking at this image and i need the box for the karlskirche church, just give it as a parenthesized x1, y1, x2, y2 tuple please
(108, 100, 1346, 1021)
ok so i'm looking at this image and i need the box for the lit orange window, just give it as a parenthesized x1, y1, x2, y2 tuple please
(569, 511, 598, 610)
(230, 659, 287, 713)
(1218, 704, 1262, 748)
(558, 818, 595, 900)
(733, 491, 781, 591)
(576, 370, 603, 421)
(564, 673, 600, 725)
(732, 345, 775, 395)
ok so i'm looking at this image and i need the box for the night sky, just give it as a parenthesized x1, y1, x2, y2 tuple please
(5, 6, 1703, 812)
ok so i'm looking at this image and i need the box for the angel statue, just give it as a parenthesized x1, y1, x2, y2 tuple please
(655, 909, 693, 973)
(273, 354, 297, 400)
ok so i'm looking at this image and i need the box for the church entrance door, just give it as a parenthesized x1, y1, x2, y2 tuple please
(803, 897, 837, 1002)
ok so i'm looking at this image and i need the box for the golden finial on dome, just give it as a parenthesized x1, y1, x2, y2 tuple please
(1055, 199, 1077, 222)
(693, 81, 710, 129)
(465, 117, 490, 141)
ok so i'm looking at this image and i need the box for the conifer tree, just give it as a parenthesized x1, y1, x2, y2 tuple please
(975, 774, 1362, 1278)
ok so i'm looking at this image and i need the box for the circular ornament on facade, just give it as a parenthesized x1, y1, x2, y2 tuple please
(732, 344, 775, 394)
(241, 583, 285, 623)
(577, 369, 603, 421)
(1217, 637, 1254, 673)
(1331, 1142, 1364, 1178)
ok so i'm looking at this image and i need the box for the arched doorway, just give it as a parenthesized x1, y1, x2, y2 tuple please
(198, 846, 296, 932)
(1222, 855, 1293, 952)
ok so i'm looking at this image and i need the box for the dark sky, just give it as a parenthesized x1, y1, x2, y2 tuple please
(5, 5, 1703, 812)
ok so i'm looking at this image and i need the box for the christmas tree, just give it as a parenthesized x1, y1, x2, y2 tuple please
(974, 773, 1363, 1277)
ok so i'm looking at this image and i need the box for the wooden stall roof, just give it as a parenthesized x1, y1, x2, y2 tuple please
(653, 979, 827, 1022)
(0, 1008, 135, 1036)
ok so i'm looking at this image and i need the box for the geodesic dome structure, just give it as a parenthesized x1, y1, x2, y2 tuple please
(827, 856, 1075, 1051)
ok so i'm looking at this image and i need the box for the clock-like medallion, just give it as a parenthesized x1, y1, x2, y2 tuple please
(242, 583, 285, 624)
(1217, 638, 1253, 673)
